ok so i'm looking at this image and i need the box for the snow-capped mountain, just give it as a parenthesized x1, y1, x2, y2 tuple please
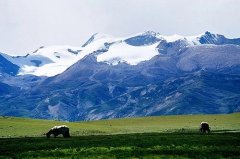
(0, 31, 240, 121)
(1, 45, 82, 76)
(2, 31, 239, 77)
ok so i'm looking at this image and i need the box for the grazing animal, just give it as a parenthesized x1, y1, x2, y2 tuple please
(200, 122, 210, 133)
(46, 125, 70, 138)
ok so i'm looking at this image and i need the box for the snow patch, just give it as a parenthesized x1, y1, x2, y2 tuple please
(97, 42, 159, 65)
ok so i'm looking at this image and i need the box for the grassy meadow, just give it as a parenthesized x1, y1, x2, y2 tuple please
(1, 113, 240, 137)
(0, 113, 240, 158)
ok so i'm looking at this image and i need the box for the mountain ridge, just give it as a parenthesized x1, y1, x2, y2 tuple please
(1, 31, 239, 77)
(0, 31, 239, 121)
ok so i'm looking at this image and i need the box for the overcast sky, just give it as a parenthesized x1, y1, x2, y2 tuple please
(0, 0, 240, 55)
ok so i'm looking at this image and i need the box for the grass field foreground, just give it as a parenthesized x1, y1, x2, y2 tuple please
(0, 133, 240, 158)
(0, 113, 240, 158)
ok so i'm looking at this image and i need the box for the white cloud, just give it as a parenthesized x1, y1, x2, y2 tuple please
(0, 0, 240, 55)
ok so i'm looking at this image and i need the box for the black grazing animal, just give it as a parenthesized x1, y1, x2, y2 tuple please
(200, 122, 210, 133)
(46, 125, 70, 138)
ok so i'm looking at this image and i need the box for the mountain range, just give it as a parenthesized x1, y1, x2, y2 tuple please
(0, 31, 240, 121)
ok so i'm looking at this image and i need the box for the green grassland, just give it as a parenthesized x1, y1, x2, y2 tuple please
(0, 113, 240, 158)
(1, 113, 240, 137)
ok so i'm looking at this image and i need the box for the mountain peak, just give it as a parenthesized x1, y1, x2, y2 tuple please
(202, 31, 219, 38)
(204, 31, 213, 35)
(82, 33, 115, 47)
(92, 33, 114, 40)
(142, 31, 159, 36)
